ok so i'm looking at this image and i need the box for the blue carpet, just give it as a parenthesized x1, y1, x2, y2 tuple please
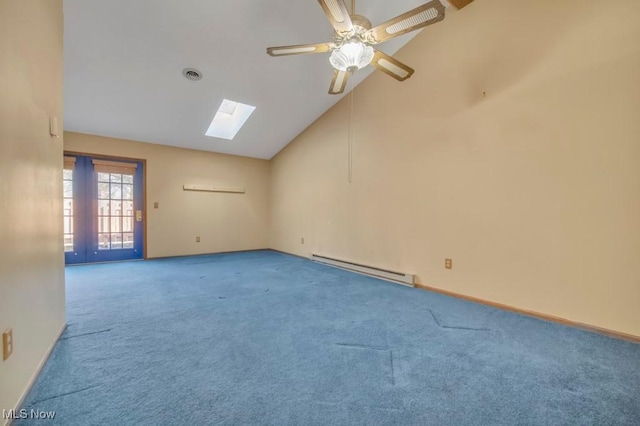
(16, 250, 640, 425)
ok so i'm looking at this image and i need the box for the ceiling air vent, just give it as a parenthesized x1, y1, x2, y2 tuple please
(182, 68, 202, 81)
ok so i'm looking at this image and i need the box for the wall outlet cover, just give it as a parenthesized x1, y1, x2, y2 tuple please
(3, 328, 13, 361)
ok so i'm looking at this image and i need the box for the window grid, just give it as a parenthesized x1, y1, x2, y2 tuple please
(97, 172, 134, 250)
(63, 169, 74, 252)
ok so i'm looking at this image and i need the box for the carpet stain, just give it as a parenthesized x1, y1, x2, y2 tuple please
(335, 343, 396, 386)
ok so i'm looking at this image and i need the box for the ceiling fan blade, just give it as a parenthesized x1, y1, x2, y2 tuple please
(267, 43, 335, 57)
(328, 69, 349, 95)
(317, 0, 354, 35)
(371, 50, 415, 81)
(363, 0, 446, 44)
(449, 0, 474, 9)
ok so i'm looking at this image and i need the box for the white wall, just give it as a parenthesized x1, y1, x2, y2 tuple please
(0, 0, 66, 420)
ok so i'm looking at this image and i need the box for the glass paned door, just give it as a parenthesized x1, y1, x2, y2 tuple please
(97, 172, 135, 250)
(64, 155, 144, 264)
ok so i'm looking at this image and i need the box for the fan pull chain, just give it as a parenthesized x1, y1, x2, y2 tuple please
(348, 81, 354, 184)
(348, 0, 355, 183)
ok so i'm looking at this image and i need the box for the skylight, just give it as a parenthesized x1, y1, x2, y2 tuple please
(205, 99, 256, 140)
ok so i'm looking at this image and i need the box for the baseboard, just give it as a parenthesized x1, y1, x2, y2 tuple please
(5, 323, 67, 426)
(269, 249, 308, 260)
(147, 248, 271, 261)
(415, 283, 640, 344)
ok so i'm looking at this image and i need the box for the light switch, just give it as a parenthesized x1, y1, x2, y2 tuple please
(49, 116, 59, 137)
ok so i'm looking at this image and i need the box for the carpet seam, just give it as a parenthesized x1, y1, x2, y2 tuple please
(60, 329, 112, 340)
(27, 385, 102, 406)
(428, 309, 490, 332)
(334, 343, 389, 351)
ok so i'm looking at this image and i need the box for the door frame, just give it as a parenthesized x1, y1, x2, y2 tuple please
(64, 150, 148, 261)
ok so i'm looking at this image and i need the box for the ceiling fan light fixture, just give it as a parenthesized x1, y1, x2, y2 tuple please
(329, 40, 374, 73)
(266, 0, 448, 94)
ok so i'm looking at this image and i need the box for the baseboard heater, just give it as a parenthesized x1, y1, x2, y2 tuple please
(310, 254, 415, 287)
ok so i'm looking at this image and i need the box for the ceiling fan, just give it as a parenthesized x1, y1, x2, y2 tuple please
(267, 0, 448, 95)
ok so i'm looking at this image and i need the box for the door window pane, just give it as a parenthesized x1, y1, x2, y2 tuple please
(110, 233, 123, 249)
(99, 217, 110, 233)
(110, 184, 122, 199)
(110, 216, 122, 233)
(98, 182, 110, 199)
(64, 234, 74, 252)
(98, 233, 110, 249)
(123, 201, 134, 216)
(110, 200, 122, 216)
(122, 184, 133, 200)
(63, 199, 73, 215)
(64, 180, 73, 198)
(63, 216, 72, 234)
(98, 200, 110, 216)
(123, 233, 134, 249)
(123, 217, 133, 233)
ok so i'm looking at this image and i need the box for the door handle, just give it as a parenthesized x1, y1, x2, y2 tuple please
(136, 210, 143, 222)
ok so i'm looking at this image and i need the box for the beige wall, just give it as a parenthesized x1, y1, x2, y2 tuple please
(1, 4, 638, 418)
(270, 0, 640, 336)
(0, 0, 65, 419)
(64, 132, 270, 258)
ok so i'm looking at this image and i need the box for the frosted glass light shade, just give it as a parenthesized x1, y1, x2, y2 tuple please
(329, 41, 374, 73)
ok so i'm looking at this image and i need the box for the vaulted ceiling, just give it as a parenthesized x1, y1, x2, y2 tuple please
(64, 0, 469, 159)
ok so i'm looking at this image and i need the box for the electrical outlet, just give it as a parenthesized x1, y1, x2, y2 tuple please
(3, 328, 13, 361)
(301, 237, 304, 244)
(445, 258, 453, 270)
(196, 236, 200, 243)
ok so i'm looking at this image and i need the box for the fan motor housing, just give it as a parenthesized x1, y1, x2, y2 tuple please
(350, 14, 372, 31)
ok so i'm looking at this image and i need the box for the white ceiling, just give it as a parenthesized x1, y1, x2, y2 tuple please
(63, 0, 445, 159)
